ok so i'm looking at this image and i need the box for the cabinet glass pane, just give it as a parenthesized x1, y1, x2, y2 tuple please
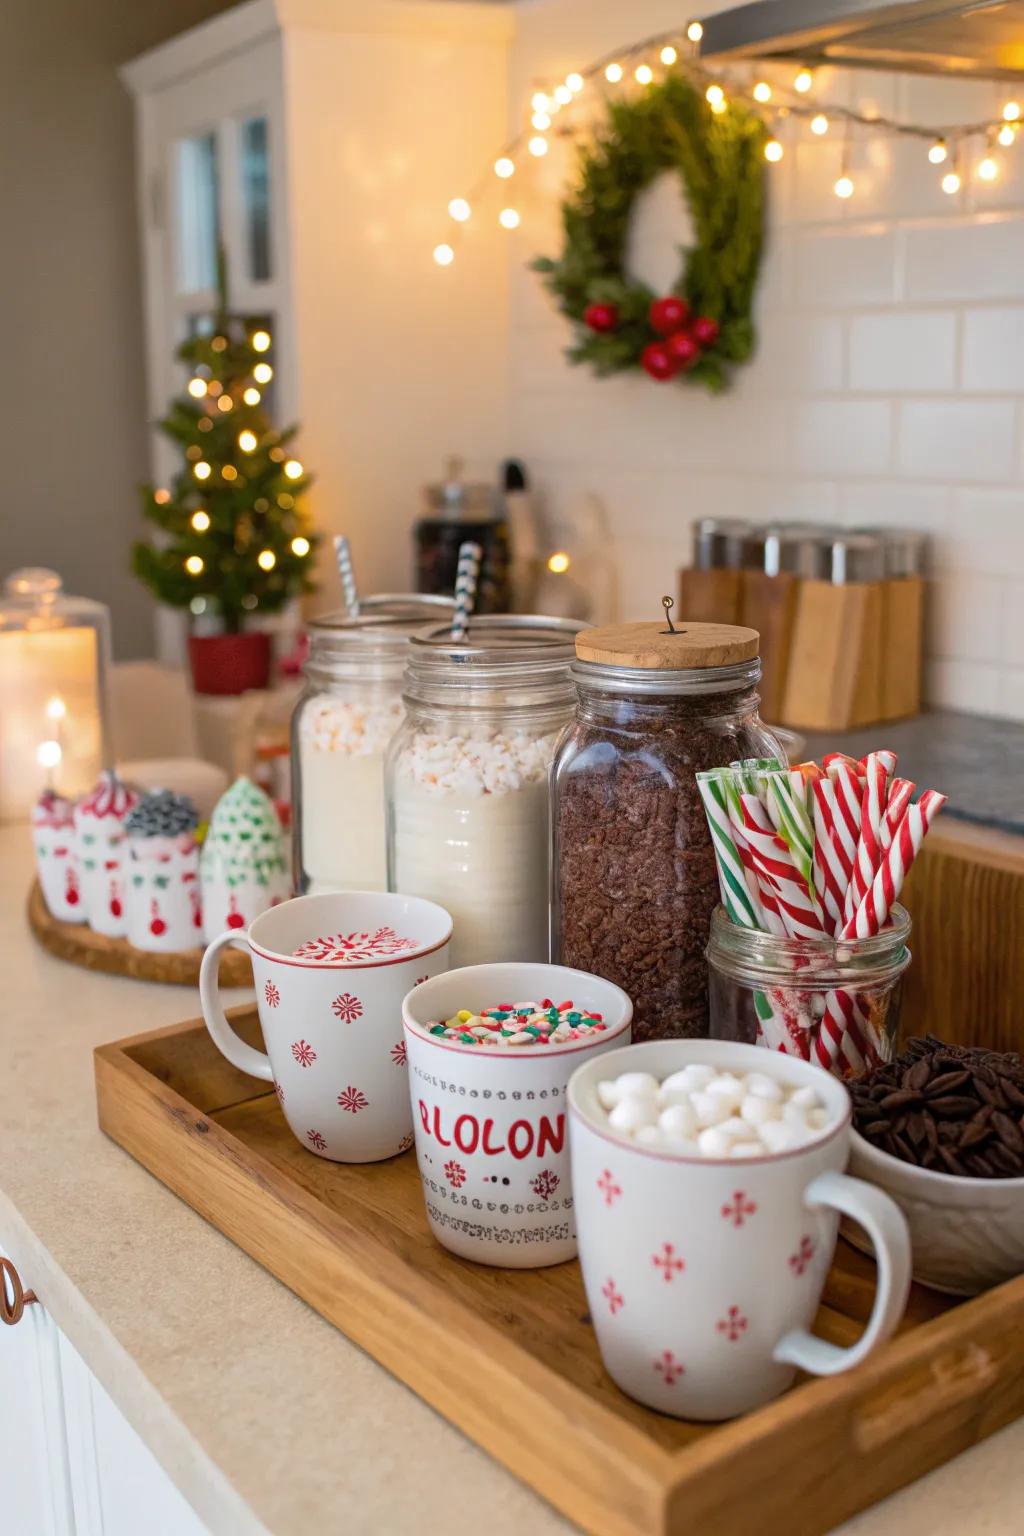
(176, 133, 219, 294)
(241, 116, 271, 282)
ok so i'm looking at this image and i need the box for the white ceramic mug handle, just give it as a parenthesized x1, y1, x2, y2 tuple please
(773, 1169, 911, 1376)
(198, 929, 274, 1082)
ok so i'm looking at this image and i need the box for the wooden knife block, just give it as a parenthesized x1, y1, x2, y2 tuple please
(677, 567, 742, 626)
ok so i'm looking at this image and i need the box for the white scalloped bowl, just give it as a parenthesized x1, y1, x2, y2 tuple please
(848, 1129, 1024, 1296)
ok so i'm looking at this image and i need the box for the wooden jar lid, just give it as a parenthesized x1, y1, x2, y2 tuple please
(576, 619, 760, 670)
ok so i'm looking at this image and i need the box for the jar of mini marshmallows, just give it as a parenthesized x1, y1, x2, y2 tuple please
(385, 616, 582, 967)
(291, 595, 454, 894)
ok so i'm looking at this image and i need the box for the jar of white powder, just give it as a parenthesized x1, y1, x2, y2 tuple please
(385, 616, 582, 967)
(292, 595, 454, 895)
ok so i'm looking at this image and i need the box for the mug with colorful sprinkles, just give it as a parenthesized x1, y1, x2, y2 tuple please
(426, 998, 609, 1047)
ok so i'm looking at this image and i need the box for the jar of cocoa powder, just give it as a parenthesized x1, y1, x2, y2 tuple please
(551, 618, 780, 1042)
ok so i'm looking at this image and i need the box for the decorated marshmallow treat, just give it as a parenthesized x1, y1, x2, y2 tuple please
(74, 771, 139, 937)
(200, 776, 290, 942)
(32, 789, 83, 922)
(124, 789, 202, 952)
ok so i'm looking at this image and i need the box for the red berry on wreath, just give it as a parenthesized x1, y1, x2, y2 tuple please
(641, 342, 677, 381)
(666, 329, 701, 370)
(691, 315, 720, 348)
(584, 302, 619, 333)
(649, 295, 690, 335)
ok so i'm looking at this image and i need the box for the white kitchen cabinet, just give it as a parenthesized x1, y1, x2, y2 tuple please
(1, 1246, 208, 1536)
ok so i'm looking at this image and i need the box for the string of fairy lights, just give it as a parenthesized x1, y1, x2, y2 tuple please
(432, 17, 1024, 263)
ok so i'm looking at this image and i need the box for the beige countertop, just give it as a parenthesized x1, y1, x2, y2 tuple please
(1, 822, 1021, 1535)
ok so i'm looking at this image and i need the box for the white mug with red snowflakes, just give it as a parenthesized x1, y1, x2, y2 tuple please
(74, 771, 139, 937)
(568, 1040, 911, 1421)
(199, 891, 452, 1163)
(402, 963, 633, 1269)
(32, 789, 84, 922)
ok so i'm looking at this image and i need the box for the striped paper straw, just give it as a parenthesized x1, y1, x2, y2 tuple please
(841, 789, 947, 941)
(450, 541, 482, 644)
(696, 771, 763, 929)
(333, 535, 360, 618)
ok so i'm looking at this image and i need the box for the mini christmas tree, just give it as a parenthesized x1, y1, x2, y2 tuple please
(134, 288, 318, 633)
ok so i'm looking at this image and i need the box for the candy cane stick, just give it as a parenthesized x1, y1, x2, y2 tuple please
(843, 752, 888, 925)
(740, 794, 825, 940)
(881, 776, 915, 851)
(842, 790, 947, 940)
(812, 778, 855, 934)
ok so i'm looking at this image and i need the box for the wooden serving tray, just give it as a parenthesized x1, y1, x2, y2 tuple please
(28, 880, 252, 987)
(95, 1007, 1024, 1536)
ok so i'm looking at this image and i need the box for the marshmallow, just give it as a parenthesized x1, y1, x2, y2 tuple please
(729, 1141, 763, 1158)
(697, 1127, 734, 1157)
(745, 1072, 784, 1102)
(616, 1072, 659, 1100)
(740, 1093, 780, 1126)
(705, 1074, 744, 1110)
(658, 1103, 698, 1141)
(790, 1085, 824, 1110)
(662, 1065, 715, 1093)
(608, 1096, 657, 1134)
(691, 1091, 732, 1128)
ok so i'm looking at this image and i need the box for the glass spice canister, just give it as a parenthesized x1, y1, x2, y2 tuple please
(551, 615, 780, 1042)
(386, 615, 581, 967)
(291, 594, 454, 895)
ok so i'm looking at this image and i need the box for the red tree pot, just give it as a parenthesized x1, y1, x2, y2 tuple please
(188, 631, 272, 695)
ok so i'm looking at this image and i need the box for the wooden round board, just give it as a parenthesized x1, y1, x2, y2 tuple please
(26, 880, 253, 987)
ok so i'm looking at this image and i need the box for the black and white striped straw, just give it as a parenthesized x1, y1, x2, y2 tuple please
(450, 541, 483, 643)
(333, 534, 360, 618)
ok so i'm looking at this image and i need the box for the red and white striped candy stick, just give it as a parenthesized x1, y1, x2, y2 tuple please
(827, 758, 864, 858)
(818, 989, 872, 1075)
(842, 752, 888, 926)
(740, 794, 825, 940)
(842, 789, 948, 940)
(860, 749, 897, 785)
(881, 776, 914, 851)
(812, 777, 855, 935)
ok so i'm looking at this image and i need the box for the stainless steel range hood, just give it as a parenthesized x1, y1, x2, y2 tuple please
(699, 0, 1024, 79)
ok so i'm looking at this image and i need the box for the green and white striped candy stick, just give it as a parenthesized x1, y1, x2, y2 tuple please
(730, 757, 784, 795)
(762, 767, 816, 901)
(696, 770, 763, 930)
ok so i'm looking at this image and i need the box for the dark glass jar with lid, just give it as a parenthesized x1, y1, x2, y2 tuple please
(551, 618, 781, 1043)
(415, 458, 510, 612)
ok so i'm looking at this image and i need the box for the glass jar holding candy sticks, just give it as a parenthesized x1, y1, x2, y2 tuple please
(700, 751, 946, 1078)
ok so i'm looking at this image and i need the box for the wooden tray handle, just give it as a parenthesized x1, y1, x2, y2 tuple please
(0, 1257, 38, 1325)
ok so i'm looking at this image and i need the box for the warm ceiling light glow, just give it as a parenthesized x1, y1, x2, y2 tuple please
(532, 111, 551, 130)
(495, 156, 515, 178)
(528, 135, 548, 156)
(705, 84, 724, 106)
(190, 509, 211, 532)
(710, 96, 728, 114)
(291, 536, 310, 557)
(554, 84, 572, 105)
(794, 69, 813, 92)
(660, 45, 677, 65)
(834, 174, 854, 198)
(238, 430, 257, 452)
(978, 154, 999, 181)
(499, 207, 520, 229)
(45, 696, 66, 721)
(753, 81, 772, 103)
(635, 64, 654, 85)
(998, 123, 1016, 146)
(284, 459, 303, 479)
(257, 549, 276, 571)
(605, 62, 623, 83)
(811, 114, 829, 135)
(193, 461, 211, 480)
(217, 395, 233, 411)
(942, 170, 961, 194)
(448, 197, 471, 221)
(1003, 101, 1021, 121)
(531, 91, 549, 112)
(243, 387, 261, 405)
(153, 487, 171, 504)
(764, 138, 784, 162)
(928, 139, 948, 164)
(251, 329, 271, 352)
(567, 72, 584, 92)
(185, 555, 204, 575)
(187, 377, 207, 398)
(433, 243, 455, 266)
(547, 551, 571, 574)
(37, 740, 62, 770)
(253, 362, 273, 383)
(221, 465, 238, 481)
(210, 335, 227, 352)
(686, 21, 704, 42)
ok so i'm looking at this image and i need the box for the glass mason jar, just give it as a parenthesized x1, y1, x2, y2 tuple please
(386, 615, 582, 968)
(552, 630, 780, 1043)
(291, 595, 453, 895)
(706, 904, 912, 1078)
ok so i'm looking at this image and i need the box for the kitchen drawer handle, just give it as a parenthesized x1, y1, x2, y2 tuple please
(0, 1257, 38, 1325)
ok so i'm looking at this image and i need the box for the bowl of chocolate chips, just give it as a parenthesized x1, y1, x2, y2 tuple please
(848, 1035, 1024, 1296)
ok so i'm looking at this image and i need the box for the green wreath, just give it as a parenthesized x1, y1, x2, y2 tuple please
(532, 73, 767, 392)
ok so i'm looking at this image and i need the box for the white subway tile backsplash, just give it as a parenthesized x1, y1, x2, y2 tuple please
(793, 400, 893, 476)
(946, 489, 1024, 576)
(794, 226, 899, 307)
(896, 401, 1016, 481)
(961, 307, 1024, 391)
(997, 669, 1024, 720)
(924, 658, 1000, 714)
(999, 582, 1024, 669)
(838, 483, 950, 541)
(754, 312, 845, 391)
(927, 574, 1002, 661)
(902, 216, 1024, 301)
(849, 311, 956, 392)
